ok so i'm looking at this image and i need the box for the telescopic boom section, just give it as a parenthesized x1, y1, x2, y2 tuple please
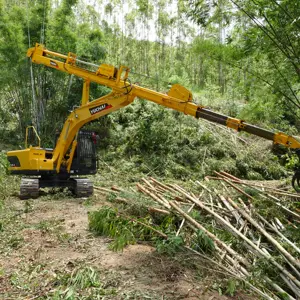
(27, 43, 300, 173)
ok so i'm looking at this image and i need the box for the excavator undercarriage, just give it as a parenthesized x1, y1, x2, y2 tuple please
(19, 177, 93, 199)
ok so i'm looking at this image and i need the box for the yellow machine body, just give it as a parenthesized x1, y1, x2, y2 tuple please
(7, 148, 53, 174)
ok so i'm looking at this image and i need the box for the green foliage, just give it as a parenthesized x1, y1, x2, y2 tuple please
(47, 0, 78, 53)
(282, 152, 300, 171)
(89, 206, 153, 251)
(63, 266, 101, 289)
(155, 235, 184, 255)
(225, 278, 238, 297)
(89, 206, 183, 254)
(99, 99, 287, 181)
(191, 229, 215, 254)
(48, 266, 117, 299)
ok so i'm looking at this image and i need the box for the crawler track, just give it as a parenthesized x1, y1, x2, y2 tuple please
(20, 178, 39, 199)
(74, 178, 93, 197)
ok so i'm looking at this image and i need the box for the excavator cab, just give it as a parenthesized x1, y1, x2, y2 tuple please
(70, 130, 98, 175)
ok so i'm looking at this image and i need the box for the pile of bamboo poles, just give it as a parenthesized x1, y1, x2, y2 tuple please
(94, 172, 300, 300)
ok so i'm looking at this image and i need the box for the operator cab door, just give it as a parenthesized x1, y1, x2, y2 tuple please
(70, 130, 97, 175)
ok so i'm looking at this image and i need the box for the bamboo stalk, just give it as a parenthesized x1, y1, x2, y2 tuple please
(280, 274, 300, 297)
(265, 277, 296, 300)
(214, 195, 230, 222)
(237, 197, 251, 213)
(137, 183, 171, 209)
(169, 201, 250, 267)
(259, 215, 300, 255)
(219, 177, 300, 198)
(176, 203, 195, 236)
(219, 171, 242, 182)
(147, 207, 170, 215)
(218, 194, 245, 227)
(222, 178, 255, 201)
(282, 255, 300, 281)
(195, 181, 213, 193)
(215, 245, 249, 277)
(185, 246, 274, 300)
(149, 177, 176, 193)
(171, 185, 300, 288)
(225, 196, 300, 271)
(220, 181, 230, 193)
(140, 182, 172, 206)
(209, 194, 214, 212)
(206, 175, 300, 199)
(214, 171, 230, 180)
(266, 194, 300, 220)
(141, 178, 157, 191)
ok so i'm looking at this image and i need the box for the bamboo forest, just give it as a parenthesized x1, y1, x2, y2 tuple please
(1, 0, 300, 299)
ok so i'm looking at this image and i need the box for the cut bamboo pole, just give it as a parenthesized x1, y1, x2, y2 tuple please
(237, 197, 251, 213)
(280, 274, 300, 297)
(222, 178, 255, 201)
(185, 246, 274, 300)
(147, 207, 170, 215)
(265, 277, 296, 300)
(219, 177, 300, 198)
(214, 196, 230, 222)
(225, 196, 300, 271)
(218, 194, 245, 227)
(195, 181, 213, 193)
(220, 181, 230, 193)
(141, 178, 158, 192)
(137, 183, 171, 209)
(266, 194, 300, 220)
(169, 201, 250, 267)
(213, 171, 228, 179)
(176, 203, 195, 236)
(259, 215, 300, 255)
(219, 171, 242, 182)
(171, 185, 300, 288)
(149, 177, 176, 193)
(215, 245, 249, 277)
(209, 194, 214, 212)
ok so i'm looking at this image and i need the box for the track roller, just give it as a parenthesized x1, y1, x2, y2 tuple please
(73, 178, 93, 197)
(20, 178, 39, 200)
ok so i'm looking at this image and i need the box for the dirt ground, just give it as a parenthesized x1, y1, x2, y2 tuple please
(0, 191, 256, 299)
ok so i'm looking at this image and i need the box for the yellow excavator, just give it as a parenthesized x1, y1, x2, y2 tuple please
(6, 43, 300, 198)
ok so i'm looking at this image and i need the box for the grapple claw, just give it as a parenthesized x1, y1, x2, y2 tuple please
(292, 170, 300, 193)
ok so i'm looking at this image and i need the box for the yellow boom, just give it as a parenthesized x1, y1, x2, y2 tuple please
(7, 43, 300, 197)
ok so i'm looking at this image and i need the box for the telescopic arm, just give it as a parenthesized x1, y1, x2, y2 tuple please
(27, 43, 300, 179)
